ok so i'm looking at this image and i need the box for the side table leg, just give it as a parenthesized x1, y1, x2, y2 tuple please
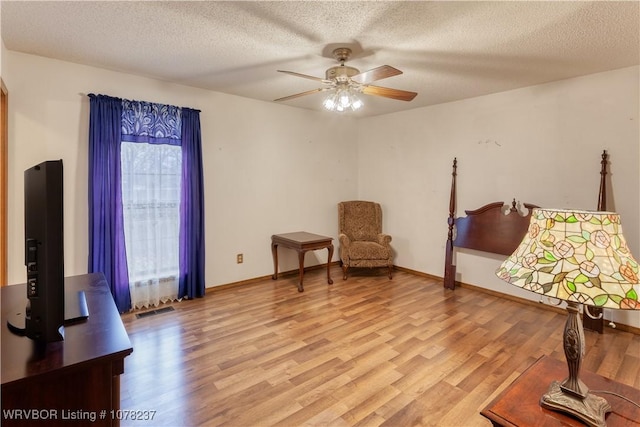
(327, 244, 334, 285)
(271, 242, 278, 280)
(297, 250, 305, 292)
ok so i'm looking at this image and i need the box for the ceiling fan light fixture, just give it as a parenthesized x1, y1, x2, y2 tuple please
(350, 95, 363, 111)
(323, 94, 338, 110)
(338, 89, 351, 108)
(324, 87, 362, 113)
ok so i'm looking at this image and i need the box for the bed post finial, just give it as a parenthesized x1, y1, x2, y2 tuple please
(444, 158, 458, 290)
(598, 150, 608, 211)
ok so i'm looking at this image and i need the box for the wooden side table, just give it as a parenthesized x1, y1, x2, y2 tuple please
(481, 355, 640, 426)
(271, 232, 333, 292)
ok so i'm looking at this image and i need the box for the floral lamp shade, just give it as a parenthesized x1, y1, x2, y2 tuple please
(496, 208, 639, 310)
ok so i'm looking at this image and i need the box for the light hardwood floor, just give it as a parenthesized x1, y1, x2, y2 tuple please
(119, 266, 640, 427)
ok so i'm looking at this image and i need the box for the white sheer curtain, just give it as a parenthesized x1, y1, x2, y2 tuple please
(121, 141, 182, 309)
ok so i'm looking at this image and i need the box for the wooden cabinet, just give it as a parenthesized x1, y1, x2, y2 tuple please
(2, 273, 133, 426)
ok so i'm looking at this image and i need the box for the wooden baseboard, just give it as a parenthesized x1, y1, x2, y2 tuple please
(206, 261, 342, 294)
(393, 265, 442, 281)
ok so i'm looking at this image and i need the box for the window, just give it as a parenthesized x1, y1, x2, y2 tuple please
(121, 141, 182, 308)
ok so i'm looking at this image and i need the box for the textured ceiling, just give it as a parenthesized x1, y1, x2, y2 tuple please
(1, 1, 639, 117)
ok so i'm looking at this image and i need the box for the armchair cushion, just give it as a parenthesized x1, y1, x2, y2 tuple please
(348, 241, 390, 260)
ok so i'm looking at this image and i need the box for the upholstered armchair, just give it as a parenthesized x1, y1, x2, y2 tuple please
(338, 201, 393, 280)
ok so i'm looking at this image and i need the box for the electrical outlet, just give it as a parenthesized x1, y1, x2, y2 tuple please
(237, 253, 243, 264)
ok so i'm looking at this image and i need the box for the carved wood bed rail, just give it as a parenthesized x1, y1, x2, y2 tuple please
(443, 151, 609, 332)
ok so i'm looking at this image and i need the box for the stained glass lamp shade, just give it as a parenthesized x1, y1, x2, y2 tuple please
(496, 208, 639, 427)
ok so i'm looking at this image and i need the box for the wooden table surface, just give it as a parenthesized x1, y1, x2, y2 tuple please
(2, 273, 132, 384)
(481, 355, 640, 426)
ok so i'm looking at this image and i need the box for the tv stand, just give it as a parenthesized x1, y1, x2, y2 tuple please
(2, 273, 133, 426)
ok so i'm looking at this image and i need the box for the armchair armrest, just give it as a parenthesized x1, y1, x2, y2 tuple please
(339, 233, 352, 247)
(377, 233, 392, 246)
(338, 233, 352, 264)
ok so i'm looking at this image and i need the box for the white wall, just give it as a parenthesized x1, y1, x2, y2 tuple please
(1, 39, 4, 75)
(358, 66, 640, 328)
(0, 3, 4, 74)
(3, 50, 359, 288)
(3, 49, 639, 328)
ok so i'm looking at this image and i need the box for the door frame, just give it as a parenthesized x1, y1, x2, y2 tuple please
(1, 79, 8, 286)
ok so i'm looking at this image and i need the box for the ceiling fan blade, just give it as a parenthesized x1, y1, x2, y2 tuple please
(361, 85, 418, 101)
(277, 70, 330, 83)
(351, 65, 403, 85)
(274, 88, 326, 102)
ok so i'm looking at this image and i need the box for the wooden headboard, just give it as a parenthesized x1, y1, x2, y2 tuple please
(443, 150, 609, 296)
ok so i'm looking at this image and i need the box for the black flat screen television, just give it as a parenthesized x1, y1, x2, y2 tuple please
(22, 160, 65, 341)
(7, 160, 77, 342)
(7, 160, 89, 342)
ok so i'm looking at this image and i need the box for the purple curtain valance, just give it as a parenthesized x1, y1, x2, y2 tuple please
(88, 94, 198, 146)
(121, 99, 182, 146)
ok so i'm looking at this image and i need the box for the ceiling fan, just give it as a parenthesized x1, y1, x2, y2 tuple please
(274, 47, 417, 111)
